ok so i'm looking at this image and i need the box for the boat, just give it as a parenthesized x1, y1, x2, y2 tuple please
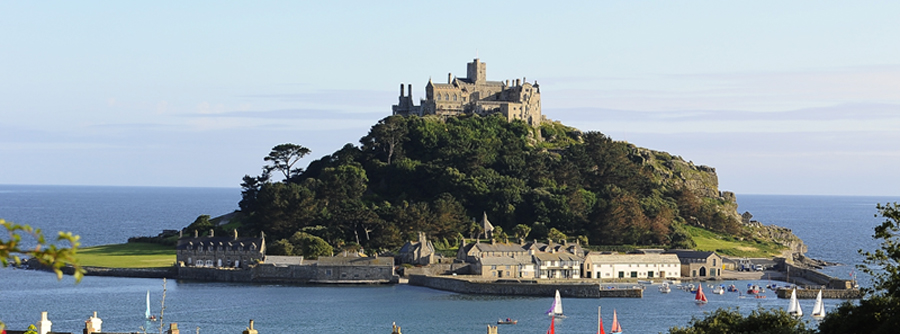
(787, 288, 803, 317)
(145, 291, 157, 321)
(547, 290, 565, 318)
(497, 318, 517, 325)
(811, 290, 826, 319)
(659, 283, 671, 293)
(712, 285, 725, 295)
(747, 284, 760, 295)
(610, 309, 622, 334)
(695, 284, 708, 304)
(727, 284, 738, 292)
(597, 306, 606, 334)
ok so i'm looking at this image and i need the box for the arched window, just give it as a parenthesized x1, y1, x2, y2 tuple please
(435, 93, 441, 101)
(444, 93, 449, 100)
(452, 94, 457, 101)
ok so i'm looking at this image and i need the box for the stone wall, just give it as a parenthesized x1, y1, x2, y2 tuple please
(408, 275, 642, 298)
(783, 262, 854, 289)
(403, 263, 472, 277)
(775, 287, 861, 299)
(178, 266, 253, 282)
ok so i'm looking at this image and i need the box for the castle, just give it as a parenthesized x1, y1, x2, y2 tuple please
(392, 58, 543, 127)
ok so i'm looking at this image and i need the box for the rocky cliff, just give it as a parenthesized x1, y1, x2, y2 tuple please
(630, 146, 808, 258)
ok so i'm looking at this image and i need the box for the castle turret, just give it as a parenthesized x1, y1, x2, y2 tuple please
(467, 58, 486, 83)
(167, 323, 180, 334)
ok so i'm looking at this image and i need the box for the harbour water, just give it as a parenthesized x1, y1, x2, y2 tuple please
(1, 185, 898, 333)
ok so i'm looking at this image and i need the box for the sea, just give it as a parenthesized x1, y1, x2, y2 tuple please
(1, 184, 898, 334)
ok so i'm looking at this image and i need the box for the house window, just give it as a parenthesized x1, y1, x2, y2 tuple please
(618, 271, 624, 278)
(630, 271, 637, 278)
(648, 271, 654, 278)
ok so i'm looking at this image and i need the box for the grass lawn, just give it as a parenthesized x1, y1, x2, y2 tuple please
(77, 242, 175, 268)
(685, 225, 786, 258)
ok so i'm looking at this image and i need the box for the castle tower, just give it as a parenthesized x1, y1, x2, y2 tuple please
(391, 322, 402, 334)
(167, 323, 180, 334)
(467, 58, 486, 84)
(487, 325, 498, 334)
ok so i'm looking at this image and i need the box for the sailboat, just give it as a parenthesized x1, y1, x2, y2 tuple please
(811, 290, 826, 319)
(547, 290, 565, 318)
(609, 309, 622, 334)
(145, 291, 156, 321)
(597, 306, 606, 334)
(695, 284, 708, 304)
(787, 288, 803, 317)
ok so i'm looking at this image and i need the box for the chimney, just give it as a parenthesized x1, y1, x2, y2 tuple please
(234, 229, 239, 240)
(179, 230, 183, 239)
(38, 311, 52, 334)
(515, 79, 520, 86)
(194, 230, 199, 238)
(209, 229, 214, 238)
(408, 84, 412, 99)
(400, 83, 405, 97)
(243, 319, 259, 334)
(491, 238, 495, 245)
(85, 312, 102, 333)
(166, 323, 180, 334)
(391, 322, 402, 334)
(448, 73, 452, 84)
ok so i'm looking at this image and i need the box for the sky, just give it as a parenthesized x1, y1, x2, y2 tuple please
(1, 1, 898, 196)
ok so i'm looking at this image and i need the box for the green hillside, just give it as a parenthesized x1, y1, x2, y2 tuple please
(229, 114, 762, 256)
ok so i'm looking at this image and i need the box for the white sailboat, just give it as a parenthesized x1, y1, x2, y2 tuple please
(787, 288, 803, 317)
(547, 290, 565, 318)
(146, 291, 157, 321)
(811, 290, 826, 319)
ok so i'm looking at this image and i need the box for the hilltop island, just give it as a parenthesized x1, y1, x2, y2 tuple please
(59, 59, 853, 297)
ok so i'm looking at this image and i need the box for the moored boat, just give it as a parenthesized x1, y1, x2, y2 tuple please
(695, 284, 708, 304)
(497, 318, 517, 325)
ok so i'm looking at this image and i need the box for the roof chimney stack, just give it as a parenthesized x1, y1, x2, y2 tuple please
(210, 229, 214, 238)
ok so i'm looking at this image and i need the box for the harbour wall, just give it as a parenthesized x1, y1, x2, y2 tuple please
(781, 261, 854, 289)
(775, 287, 861, 299)
(408, 275, 643, 298)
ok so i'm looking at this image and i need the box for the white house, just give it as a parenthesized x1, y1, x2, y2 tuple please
(583, 252, 681, 280)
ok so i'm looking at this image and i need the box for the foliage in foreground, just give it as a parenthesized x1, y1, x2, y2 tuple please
(670, 203, 900, 334)
(667, 307, 813, 334)
(1, 219, 84, 330)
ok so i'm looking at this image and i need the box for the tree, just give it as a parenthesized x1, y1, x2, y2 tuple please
(512, 224, 531, 241)
(547, 228, 567, 244)
(818, 202, 900, 334)
(264, 143, 311, 181)
(289, 232, 333, 259)
(667, 307, 813, 334)
(361, 115, 408, 165)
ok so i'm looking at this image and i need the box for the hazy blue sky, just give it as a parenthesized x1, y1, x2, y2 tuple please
(2, 1, 898, 196)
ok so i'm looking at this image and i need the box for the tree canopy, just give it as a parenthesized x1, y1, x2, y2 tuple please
(238, 115, 742, 253)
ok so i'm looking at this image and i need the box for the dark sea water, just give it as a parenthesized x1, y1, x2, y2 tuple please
(1, 185, 898, 334)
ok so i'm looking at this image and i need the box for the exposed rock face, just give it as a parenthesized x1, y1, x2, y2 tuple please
(630, 146, 808, 258)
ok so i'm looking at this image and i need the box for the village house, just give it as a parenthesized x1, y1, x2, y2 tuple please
(664, 250, 723, 278)
(175, 229, 265, 269)
(582, 252, 681, 280)
(397, 231, 436, 266)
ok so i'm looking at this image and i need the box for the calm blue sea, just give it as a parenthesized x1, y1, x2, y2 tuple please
(1, 185, 898, 334)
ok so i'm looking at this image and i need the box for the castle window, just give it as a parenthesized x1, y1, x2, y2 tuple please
(443, 93, 449, 100)
(436, 94, 441, 101)
(452, 94, 457, 101)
